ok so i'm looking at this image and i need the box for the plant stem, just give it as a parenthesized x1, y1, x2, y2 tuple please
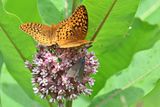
(66, 100, 72, 107)
(90, 0, 118, 41)
(46, 96, 54, 107)
(58, 101, 64, 107)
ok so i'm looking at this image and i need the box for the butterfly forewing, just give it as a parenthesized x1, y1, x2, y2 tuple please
(68, 5, 88, 38)
(20, 23, 56, 46)
(55, 5, 90, 48)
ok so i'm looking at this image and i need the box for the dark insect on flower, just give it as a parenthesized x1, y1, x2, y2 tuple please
(25, 45, 99, 103)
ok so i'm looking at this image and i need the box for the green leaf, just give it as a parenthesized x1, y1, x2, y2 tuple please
(135, 0, 160, 25)
(0, 1, 49, 106)
(0, 53, 2, 106)
(91, 18, 160, 97)
(0, 26, 34, 100)
(37, 0, 64, 24)
(72, 0, 82, 11)
(37, 0, 73, 24)
(0, 52, 3, 72)
(0, 3, 33, 97)
(89, 88, 144, 107)
(83, 0, 140, 96)
(89, 39, 160, 107)
(2, 0, 41, 22)
(83, 0, 139, 42)
(0, 2, 36, 59)
(0, 3, 36, 99)
(131, 80, 160, 107)
(73, 96, 90, 107)
(1, 64, 45, 107)
(0, 2, 53, 106)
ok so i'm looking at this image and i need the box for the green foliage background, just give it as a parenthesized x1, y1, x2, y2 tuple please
(1, 0, 160, 107)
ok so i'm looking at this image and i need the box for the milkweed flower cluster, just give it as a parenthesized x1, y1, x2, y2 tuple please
(25, 45, 99, 103)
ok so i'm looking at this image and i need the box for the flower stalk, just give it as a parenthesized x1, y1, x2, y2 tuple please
(66, 100, 72, 107)
(59, 101, 64, 107)
(47, 96, 54, 107)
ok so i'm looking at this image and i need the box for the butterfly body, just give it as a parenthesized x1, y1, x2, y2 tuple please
(20, 5, 90, 48)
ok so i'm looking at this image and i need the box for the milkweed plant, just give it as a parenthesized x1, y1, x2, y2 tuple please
(25, 45, 99, 106)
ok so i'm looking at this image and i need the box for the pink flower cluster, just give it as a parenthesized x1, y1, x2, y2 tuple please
(25, 45, 99, 103)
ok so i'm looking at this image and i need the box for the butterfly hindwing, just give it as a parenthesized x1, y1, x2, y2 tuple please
(20, 23, 55, 46)
(59, 40, 91, 48)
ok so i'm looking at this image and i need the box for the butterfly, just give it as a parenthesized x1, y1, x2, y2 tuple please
(20, 5, 91, 48)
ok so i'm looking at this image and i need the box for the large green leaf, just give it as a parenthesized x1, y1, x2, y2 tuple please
(0, 52, 3, 72)
(131, 80, 160, 107)
(2, 0, 41, 22)
(83, 0, 139, 42)
(135, 0, 160, 25)
(0, 2, 36, 59)
(72, 0, 83, 11)
(0, 4, 35, 100)
(91, 18, 160, 97)
(38, 0, 64, 24)
(81, 0, 141, 96)
(89, 39, 160, 107)
(0, 1, 49, 106)
(0, 53, 2, 107)
(1, 64, 44, 107)
(0, 24, 34, 101)
(37, 0, 73, 24)
(0, 1, 32, 96)
(73, 96, 90, 107)
(0, 1, 57, 106)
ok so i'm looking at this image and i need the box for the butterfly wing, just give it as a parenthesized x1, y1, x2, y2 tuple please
(68, 5, 88, 39)
(56, 5, 90, 48)
(20, 23, 56, 46)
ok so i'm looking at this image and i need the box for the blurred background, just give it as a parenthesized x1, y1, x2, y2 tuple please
(1, 0, 160, 107)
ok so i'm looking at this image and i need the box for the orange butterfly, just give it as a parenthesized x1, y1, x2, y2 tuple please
(20, 5, 91, 48)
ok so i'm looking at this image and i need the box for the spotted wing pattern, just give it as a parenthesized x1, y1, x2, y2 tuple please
(20, 5, 90, 48)
(20, 23, 57, 46)
(55, 5, 90, 48)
